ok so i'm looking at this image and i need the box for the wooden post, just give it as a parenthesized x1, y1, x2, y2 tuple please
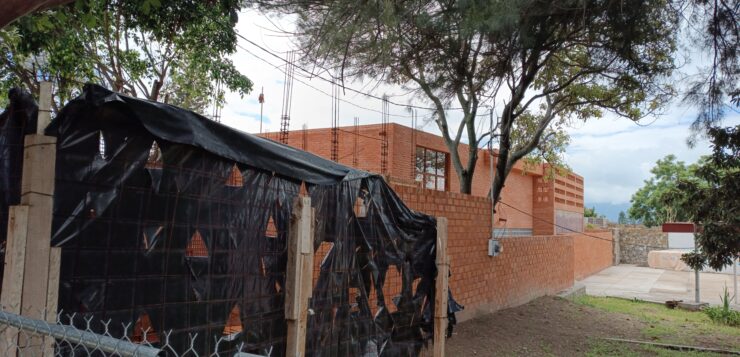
(434, 217, 449, 357)
(0, 81, 59, 355)
(36, 81, 52, 135)
(285, 196, 314, 356)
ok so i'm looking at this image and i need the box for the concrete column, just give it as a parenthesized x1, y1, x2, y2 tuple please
(611, 228, 621, 265)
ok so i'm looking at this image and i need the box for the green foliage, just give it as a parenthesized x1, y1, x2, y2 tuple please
(0, 0, 252, 113)
(618, 211, 627, 225)
(262, 0, 678, 196)
(628, 154, 700, 227)
(703, 287, 740, 327)
(584, 207, 598, 218)
(678, 125, 740, 271)
(684, 0, 739, 135)
(681, 251, 706, 270)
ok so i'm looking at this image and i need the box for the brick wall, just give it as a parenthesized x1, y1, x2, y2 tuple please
(573, 229, 614, 280)
(264, 123, 587, 235)
(392, 184, 612, 321)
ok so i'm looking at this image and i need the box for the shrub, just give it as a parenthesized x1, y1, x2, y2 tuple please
(704, 287, 740, 327)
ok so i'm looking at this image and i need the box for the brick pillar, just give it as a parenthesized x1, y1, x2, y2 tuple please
(532, 177, 555, 235)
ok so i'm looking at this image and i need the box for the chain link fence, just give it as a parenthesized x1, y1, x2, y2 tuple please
(0, 308, 271, 356)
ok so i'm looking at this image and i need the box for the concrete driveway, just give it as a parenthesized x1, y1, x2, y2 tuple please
(580, 264, 739, 306)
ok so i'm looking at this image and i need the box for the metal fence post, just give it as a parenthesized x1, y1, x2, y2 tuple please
(434, 217, 449, 357)
(0, 81, 60, 356)
(733, 257, 737, 305)
(285, 196, 313, 356)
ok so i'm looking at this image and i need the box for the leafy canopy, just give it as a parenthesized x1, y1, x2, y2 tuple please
(679, 125, 739, 271)
(628, 154, 700, 227)
(617, 211, 628, 225)
(683, 0, 739, 135)
(0, 0, 253, 114)
(260, 0, 678, 198)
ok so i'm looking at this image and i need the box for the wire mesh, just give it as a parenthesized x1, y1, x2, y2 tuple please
(52, 138, 296, 356)
(0, 307, 274, 356)
(1, 86, 442, 356)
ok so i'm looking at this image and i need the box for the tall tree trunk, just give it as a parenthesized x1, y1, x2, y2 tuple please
(459, 171, 473, 194)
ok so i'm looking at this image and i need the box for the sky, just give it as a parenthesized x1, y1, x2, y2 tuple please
(218, 10, 739, 221)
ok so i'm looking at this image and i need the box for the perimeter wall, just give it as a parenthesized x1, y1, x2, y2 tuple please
(391, 184, 614, 321)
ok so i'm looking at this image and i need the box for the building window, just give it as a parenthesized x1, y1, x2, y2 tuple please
(415, 146, 448, 191)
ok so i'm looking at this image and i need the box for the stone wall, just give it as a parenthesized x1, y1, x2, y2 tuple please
(617, 226, 668, 265)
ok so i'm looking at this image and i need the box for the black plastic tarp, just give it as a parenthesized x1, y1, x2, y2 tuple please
(0, 89, 38, 288)
(0, 84, 460, 356)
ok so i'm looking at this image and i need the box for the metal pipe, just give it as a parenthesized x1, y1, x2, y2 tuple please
(693, 224, 700, 303)
(734, 257, 738, 305)
(695, 268, 700, 303)
(489, 109, 495, 240)
(0, 310, 161, 357)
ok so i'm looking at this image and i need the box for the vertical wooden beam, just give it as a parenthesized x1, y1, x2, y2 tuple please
(0, 81, 58, 356)
(434, 217, 449, 357)
(0, 206, 29, 351)
(0, 206, 29, 314)
(285, 196, 314, 356)
(36, 81, 52, 134)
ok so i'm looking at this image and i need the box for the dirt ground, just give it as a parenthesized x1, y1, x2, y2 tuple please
(445, 296, 740, 356)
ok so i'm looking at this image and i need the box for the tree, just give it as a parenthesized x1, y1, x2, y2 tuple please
(628, 154, 698, 227)
(0, 0, 72, 29)
(0, 0, 253, 114)
(584, 206, 598, 218)
(680, 125, 739, 271)
(260, 0, 678, 209)
(683, 0, 739, 135)
(618, 211, 628, 225)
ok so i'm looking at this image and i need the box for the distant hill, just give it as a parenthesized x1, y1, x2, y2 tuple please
(585, 202, 631, 222)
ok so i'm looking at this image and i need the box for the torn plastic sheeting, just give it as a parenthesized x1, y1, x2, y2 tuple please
(0, 84, 461, 356)
(46, 84, 363, 185)
(0, 88, 38, 289)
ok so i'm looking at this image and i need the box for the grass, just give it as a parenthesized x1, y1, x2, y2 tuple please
(574, 295, 740, 351)
(586, 339, 727, 357)
(586, 339, 641, 357)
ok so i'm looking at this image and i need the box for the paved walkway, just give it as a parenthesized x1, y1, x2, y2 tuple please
(580, 264, 739, 306)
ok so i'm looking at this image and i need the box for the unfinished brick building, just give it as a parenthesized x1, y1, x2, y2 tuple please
(264, 123, 585, 236)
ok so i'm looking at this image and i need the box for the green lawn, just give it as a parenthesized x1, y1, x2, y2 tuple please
(574, 296, 740, 355)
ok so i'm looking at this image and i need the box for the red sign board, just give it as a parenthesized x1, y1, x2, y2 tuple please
(662, 222, 695, 233)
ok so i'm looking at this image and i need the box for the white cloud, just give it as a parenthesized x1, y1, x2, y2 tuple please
(221, 9, 740, 208)
(567, 112, 740, 205)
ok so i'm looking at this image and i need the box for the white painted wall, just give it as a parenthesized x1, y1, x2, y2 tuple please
(668, 232, 695, 250)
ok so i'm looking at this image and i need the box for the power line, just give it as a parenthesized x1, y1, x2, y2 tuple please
(236, 43, 418, 119)
(236, 32, 494, 114)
